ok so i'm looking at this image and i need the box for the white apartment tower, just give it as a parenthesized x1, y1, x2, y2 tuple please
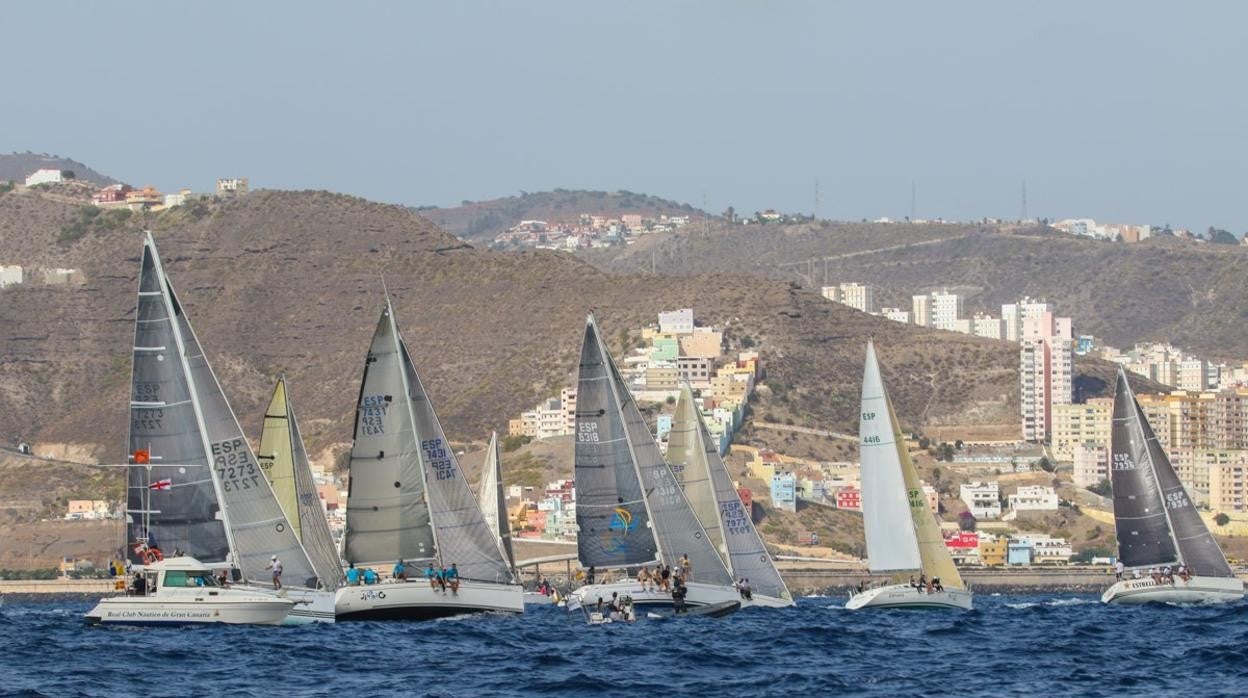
(1020, 311, 1074, 442)
(929, 290, 964, 331)
(837, 283, 876, 314)
(912, 294, 932, 327)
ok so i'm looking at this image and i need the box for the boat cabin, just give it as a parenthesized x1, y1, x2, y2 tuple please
(129, 557, 224, 597)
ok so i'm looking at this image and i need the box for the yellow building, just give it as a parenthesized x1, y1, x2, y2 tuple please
(678, 327, 723, 359)
(979, 538, 1007, 567)
(1050, 398, 1112, 460)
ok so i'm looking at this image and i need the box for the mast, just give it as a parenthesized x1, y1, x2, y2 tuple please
(146, 232, 243, 567)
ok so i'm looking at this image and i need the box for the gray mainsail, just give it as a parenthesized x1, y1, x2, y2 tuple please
(575, 314, 659, 569)
(404, 338, 515, 584)
(343, 303, 436, 565)
(126, 239, 229, 565)
(1112, 370, 1232, 576)
(477, 432, 517, 572)
(283, 380, 344, 590)
(669, 385, 789, 599)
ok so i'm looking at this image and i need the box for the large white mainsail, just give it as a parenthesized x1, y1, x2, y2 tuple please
(574, 313, 732, 586)
(667, 385, 791, 602)
(477, 432, 516, 573)
(342, 299, 513, 583)
(859, 342, 963, 587)
(130, 233, 324, 591)
(257, 378, 343, 591)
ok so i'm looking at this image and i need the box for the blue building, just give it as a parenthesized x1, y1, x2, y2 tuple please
(771, 472, 797, 512)
(1007, 541, 1034, 566)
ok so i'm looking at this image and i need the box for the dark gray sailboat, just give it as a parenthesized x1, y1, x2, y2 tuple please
(1102, 367, 1243, 604)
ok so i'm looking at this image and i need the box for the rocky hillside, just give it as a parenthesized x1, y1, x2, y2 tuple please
(0, 152, 117, 186)
(420, 189, 702, 243)
(0, 188, 1051, 463)
(583, 221, 1248, 363)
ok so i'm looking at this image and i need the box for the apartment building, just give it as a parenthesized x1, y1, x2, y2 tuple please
(1020, 311, 1073, 442)
(1050, 398, 1112, 460)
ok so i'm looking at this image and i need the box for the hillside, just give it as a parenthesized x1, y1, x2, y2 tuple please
(420, 189, 703, 243)
(0, 152, 117, 187)
(582, 221, 1248, 363)
(0, 188, 1050, 465)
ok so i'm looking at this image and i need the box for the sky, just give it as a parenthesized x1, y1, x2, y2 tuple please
(4, 1, 1246, 232)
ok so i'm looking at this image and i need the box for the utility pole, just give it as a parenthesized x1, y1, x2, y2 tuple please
(814, 177, 820, 220)
(910, 182, 916, 221)
(1021, 181, 1028, 221)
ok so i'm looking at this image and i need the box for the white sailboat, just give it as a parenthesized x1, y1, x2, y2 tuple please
(334, 299, 522, 620)
(845, 342, 971, 611)
(85, 557, 293, 626)
(87, 233, 334, 625)
(1102, 368, 1244, 604)
(256, 378, 344, 592)
(569, 313, 741, 611)
(476, 433, 554, 606)
(666, 385, 793, 608)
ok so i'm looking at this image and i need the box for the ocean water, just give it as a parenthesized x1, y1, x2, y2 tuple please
(2, 594, 1247, 697)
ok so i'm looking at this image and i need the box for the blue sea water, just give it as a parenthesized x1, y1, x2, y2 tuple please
(2, 594, 1247, 697)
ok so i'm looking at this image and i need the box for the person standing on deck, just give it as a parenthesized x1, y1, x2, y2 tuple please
(266, 555, 283, 590)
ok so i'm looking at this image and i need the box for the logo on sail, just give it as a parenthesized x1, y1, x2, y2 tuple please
(604, 506, 637, 552)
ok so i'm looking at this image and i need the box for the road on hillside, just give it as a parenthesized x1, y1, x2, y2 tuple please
(753, 421, 856, 442)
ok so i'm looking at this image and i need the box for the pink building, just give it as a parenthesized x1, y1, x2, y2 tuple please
(1021, 311, 1073, 443)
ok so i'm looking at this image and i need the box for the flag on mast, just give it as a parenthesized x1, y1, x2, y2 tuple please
(148, 478, 172, 491)
(133, 449, 151, 464)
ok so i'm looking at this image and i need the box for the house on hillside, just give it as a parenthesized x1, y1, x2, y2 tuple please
(216, 177, 249, 195)
(25, 168, 63, 186)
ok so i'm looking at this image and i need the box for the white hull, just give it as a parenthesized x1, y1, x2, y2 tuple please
(1101, 575, 1244, 605)
(524, 591, 556, 606)
(845, 583, 973, 611)
(237, 584, 336, 624)
(572, 581, 793, 610)
(85, 592, 293, 626)
(334, 579, 524, 621)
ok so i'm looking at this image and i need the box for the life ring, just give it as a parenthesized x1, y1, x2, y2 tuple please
(143, 548, 164, 564)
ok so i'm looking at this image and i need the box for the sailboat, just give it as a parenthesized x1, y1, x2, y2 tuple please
(845, 341, 971, 610)
(333, 299, 523, 620)
(86, 232, 333, 625)
(569, 313, 740, 611)
(1101, 368, 1244, 604)
(666, 385, 794, 607)
(256, 378, 343, 593)
(477, 433, 555, 606)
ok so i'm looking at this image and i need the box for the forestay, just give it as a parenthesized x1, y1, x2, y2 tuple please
(574, 315, 659, 569)
(126, 239, 230, 565)
(343, 304, 435, 566)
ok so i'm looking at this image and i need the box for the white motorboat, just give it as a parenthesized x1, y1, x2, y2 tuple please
(84, 557, 293, 626)
(524, 591, 557, 606)
(1102, 369, 1244, 606)
(1102, 575, 1244, 605)
(845, 342, 972, 611)
(334, 579, 523, 621)
(846, 583, 973, 611)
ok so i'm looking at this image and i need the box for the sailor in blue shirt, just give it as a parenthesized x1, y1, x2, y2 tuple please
(426, 563, 443, 592)
(345, 562, 361, 586)
(444, 563, 460, 595)
(363, 568, 378, 585)
(393, 559, 407, 581)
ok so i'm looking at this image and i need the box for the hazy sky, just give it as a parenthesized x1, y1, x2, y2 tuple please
(5, 1, 1245, 231)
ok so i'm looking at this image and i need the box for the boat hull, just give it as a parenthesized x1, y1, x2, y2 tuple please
(334, 580, 524, 621)
(524, 591, 556, 606)
(571, 581, 793, 610)
(84, 594, 293, 626)
(236, 584, 336, 624)
(845, 583, 973, 610)
(1101, 575, 1244, 605)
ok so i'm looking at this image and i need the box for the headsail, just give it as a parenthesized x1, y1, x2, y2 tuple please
(342, 303, 436, 565)
(861, 342, 963, 587)
(665, 387, 726, 558)
(404, 336, 515, 584)
(668, 385, 790, 600)
(258, 378, 343, 590)
(126, 239, 230, 565)
(477, 432, 517, 573)
(1112, 369, 1232, 576)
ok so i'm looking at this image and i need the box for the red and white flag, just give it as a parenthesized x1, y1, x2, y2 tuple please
(148, 478, 172, 491)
